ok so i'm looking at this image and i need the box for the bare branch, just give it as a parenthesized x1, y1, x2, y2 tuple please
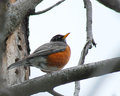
(31, 0, 65, 15)
(1, 57, 120, 96)
(48, 89, 64, 96)
(97, 0, 120, 12)
(84, 0, 96, 47)
(74, 0, 96, 95)
(74, 41, 92, 96)
(78, 40, 92, 65)
(74, 81, 80, 96)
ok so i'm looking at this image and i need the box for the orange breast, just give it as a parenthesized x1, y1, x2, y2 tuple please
(47, 45, 71, 69)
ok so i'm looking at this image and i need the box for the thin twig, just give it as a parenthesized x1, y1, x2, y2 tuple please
(48, 89, 64, 96)
(74, 0, 96, 96)
(31, 0, 65, 15)
(74, 81, 80, 96)
(78, 40, 91, 65)
(85, 0, 96, 47)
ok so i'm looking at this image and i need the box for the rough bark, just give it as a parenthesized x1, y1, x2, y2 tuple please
(0, 0, 43, 49)
(6, 22, 30, 86)
(0, 0, 30, 87)
(0, 0, 9, 88)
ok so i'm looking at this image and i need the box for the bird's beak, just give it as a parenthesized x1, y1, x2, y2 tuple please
(63, 33, 70, 39)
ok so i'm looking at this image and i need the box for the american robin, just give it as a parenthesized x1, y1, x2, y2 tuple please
(7, 33, 71, 73)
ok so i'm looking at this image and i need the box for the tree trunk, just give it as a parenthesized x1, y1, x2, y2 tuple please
(6, 22, 30, 86)
(0, 0, 30, 87)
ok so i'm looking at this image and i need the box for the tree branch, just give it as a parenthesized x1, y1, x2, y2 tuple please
(97, 0, 120, 12)
(31, 0, 65, 15)
(84, 0, 96, 48)
(1, 57, 120, 96)
(74, 0, 96, 95)
(48, 89, 64, 96)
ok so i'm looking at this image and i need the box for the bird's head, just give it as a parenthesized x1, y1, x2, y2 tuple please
(50, 33, 70, 43)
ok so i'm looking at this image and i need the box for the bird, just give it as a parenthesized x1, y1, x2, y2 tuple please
(7, 33, 71, 73)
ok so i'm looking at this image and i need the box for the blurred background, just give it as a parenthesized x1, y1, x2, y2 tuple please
(29, 0, 120, 95)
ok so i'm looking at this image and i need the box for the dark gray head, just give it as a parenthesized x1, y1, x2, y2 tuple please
(50, 33, 70, 43)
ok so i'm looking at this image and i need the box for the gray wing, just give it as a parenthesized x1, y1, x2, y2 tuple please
(7, 42, 67, 70)
(27, 42, 67, 59)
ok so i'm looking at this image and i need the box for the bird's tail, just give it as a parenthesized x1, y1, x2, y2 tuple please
(7, 59, 28, 70)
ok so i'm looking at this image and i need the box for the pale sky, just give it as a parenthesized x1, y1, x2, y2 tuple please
(29, 0, 120, 96)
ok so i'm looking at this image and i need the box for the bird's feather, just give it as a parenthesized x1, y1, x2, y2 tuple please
(7, 59, 29, 70)
(27, 42, 67, 59)
(7, 41, 67, 70)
